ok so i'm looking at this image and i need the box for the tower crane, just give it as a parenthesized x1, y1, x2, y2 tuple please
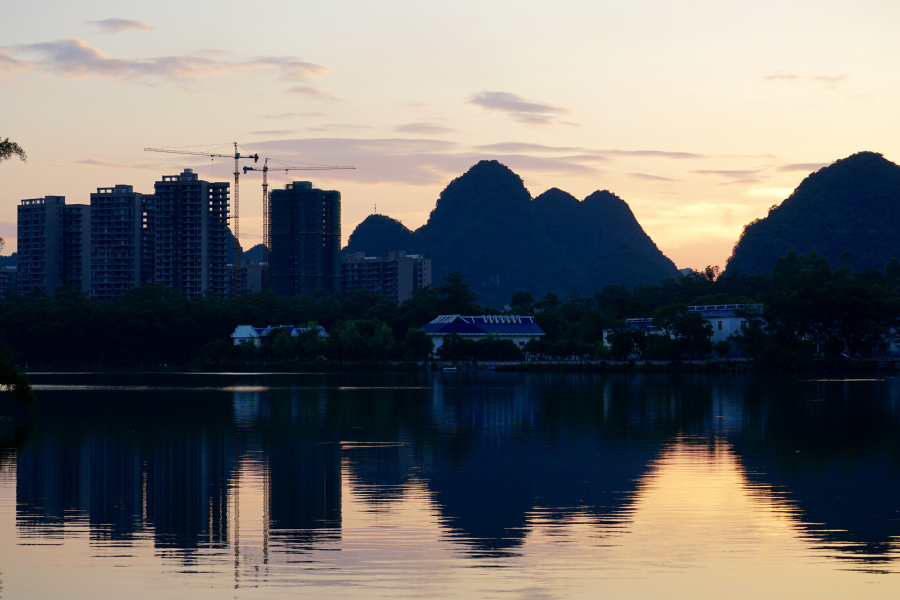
(145, 142, 259, 297)
(242, 159, 355, 291)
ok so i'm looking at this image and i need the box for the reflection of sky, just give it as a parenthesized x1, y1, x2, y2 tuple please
(2, 374, 900, 597)
(4, 438, 899, 599)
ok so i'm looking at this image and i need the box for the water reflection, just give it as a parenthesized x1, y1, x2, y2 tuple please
(2, 372, 900, 582)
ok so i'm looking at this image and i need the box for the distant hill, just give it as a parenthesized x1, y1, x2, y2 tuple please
(244, 244, 266, 262)
(727, 152, 900, 274)
(344, 160, 678, 307)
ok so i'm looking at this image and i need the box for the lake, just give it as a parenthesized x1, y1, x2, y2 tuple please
(1, 372, 899, 599)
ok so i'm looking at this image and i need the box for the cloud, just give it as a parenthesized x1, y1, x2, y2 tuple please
(466, 91, 570, 126)
(777, 162, 829, 172)
(403, 103, 433, 109)
(2, 38, 327, 84)
(693, 169, 761, 177)
(250, 130, 295, 136)
(630, 172, 678, 182)
(812, 75, 848, 89)
(603, 149, 703, 159)
(475, 143, 703, 160)
(250, 137, 602, 186)
(0, 50, 31, 79)
(264, 112, 325, 119)
(88, 18, 156, 33)
(762, 71, 801, 82)
(286, 85, 336, 100)
(75, 156, 162, 171)
(394, 122, 455, 135)
(762, 71, 849, 90)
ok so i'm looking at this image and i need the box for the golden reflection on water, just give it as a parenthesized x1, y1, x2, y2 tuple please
(2, 437, 899, 599)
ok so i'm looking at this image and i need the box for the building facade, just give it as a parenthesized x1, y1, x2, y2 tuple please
(153, 169, 230, 298)
(17, 196, 91, 295)
(91, 185, 152, 300)
(341, 251, 431, 303)
(602, 304, 762, 357)
(420, 315, 545, 352)
(0, 267, 16, 298)
(268, 181, 340, 297)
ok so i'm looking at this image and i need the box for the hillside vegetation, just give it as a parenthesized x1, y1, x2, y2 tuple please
(344, 160, 678, 306)
(728, 152, 900, 274)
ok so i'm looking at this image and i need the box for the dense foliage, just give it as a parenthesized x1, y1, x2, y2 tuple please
(0, 248, 898, 370)
(344, 160, 678, 307)
(728, 152, 900, 274)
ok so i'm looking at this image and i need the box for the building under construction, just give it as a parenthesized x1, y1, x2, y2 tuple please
(153, 169, 231, 298)
(268, 181, 340, 297)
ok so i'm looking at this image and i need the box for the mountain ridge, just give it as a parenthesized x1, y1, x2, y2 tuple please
(343, 160, 678, 306)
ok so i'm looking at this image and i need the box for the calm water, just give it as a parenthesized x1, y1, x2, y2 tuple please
(1, 372, 899, 599)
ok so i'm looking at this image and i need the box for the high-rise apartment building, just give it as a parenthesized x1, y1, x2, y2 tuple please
(268, 181, 340, 297)
(62, 204, 91, 294)
(90, 185, 152, 300)
(17, 196, 91, 295)
(153, 169, 230, 298)
(341, 251, 432, 303)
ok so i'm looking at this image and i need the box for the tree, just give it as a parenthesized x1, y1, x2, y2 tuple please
(0, 353, 34, 403)
(508, 290, 535, 314)
(405, 327, 434, 361)
(715, 340, 732, 358)
(0, 138, 26, 165)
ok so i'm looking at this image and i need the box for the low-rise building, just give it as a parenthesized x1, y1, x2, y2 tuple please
(341, 251, 431, 303)
(420, 315, 545, 352)
(231, 324, 328, 347)
(602, 304, 762, 356)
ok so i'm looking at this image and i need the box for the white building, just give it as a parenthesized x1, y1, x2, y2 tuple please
(602, 304, 762, 356)
(231, 325, 328, 347)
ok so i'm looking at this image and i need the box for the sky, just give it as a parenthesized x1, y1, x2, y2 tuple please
(2, 0, 899, 269)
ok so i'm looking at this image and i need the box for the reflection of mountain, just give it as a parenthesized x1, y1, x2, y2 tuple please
(730, 378, 900, 563)
(415, 375, 680, 557)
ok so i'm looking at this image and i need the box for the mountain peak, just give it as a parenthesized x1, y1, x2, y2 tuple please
(727, 151, 900, 273)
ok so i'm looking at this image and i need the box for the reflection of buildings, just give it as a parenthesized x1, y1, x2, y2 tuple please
(262, 388, 342, 552)
(11, 373, 900, 571)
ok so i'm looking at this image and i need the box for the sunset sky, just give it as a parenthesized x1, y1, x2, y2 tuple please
(3, 0, 899, 269)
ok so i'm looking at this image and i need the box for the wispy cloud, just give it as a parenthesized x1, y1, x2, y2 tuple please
(0, 50, 31, 79)
(1, 39, 327, 85)
(778, 162, 829, 172)
(630, 172, 678, 182)
(87, 18, 156, 34)
(75, 156, 161, 171)
(264, 112, 325, 119)
(467, 91, 570, 126)
(603, 149, 703, 159)
(762, 70, 849, 90)
(250, 130, 295, 136)
(286, 85, 336, 100)
(475, 143, 703, 160)
(693, 169, 761, 177)
(251, 137, 602, 186)
(394, 122, 455, 135)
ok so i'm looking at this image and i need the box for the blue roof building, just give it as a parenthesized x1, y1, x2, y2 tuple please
(420, 315, 545, 352)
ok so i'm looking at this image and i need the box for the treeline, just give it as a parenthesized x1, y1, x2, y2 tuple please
(1, 250, 899, 369)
